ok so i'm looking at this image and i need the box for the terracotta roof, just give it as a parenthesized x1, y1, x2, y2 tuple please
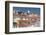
(17, 20, 31, 22)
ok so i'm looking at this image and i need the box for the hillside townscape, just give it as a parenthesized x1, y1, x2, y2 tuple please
(13, 10, 40, 28)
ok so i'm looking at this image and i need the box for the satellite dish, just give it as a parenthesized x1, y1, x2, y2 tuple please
(28, 10, 30, 13)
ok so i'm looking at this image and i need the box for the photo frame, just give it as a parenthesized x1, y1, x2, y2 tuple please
(5, 1, 45, 34)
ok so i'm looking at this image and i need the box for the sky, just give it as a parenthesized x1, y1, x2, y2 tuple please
(13, 7, 40, 15)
